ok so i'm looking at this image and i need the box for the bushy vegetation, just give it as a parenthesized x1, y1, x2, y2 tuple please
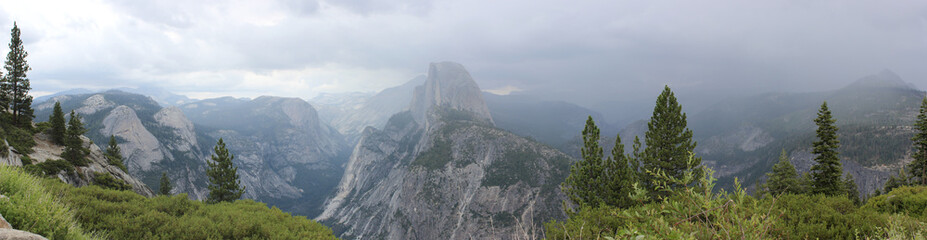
(865, 186, 927, 222)
(41, 179, 338, 240)
(0, 166, 99, 239)
(483, 148, 542, 187)
(0, 165, 338, 239)
(545, 167, 927, 239)
(23, 159, 75, 177)
(91, 172, 132, 191)
(411, 138, 452, 170)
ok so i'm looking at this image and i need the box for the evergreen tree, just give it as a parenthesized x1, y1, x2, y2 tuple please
(910, 97, 927, 185)
(48, 101, 66, 144)
(810, 102, 844, 195)
(62, 111, 88, 166)
(604, 132, 637, 208)
(763, 149, 799, 196)
(882, 168, 909, 193)
(2, 22, 32, 127)
(105, 135, 126, 172)
(563, 116, 606, 207)
(640, 85, 701, 197)
(206, 138, 244, 203)
(159, 172, 173, 195)
(844, 174, 860, 204)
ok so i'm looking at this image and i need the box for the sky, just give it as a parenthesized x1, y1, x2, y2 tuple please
(1, 0, 926, 117)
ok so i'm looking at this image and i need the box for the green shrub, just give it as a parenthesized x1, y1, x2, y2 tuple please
(91, 172, 132, 191)
(42, 178, 338, 239)
(33, 121, 51, 135)
(24, 159, 74, 177)
(771, 194, 886, 239)
(0, 166, 99, 239)
(5, 126, 35, 154)
(19, 154, 32, 165)
(864, 186, 927, 221)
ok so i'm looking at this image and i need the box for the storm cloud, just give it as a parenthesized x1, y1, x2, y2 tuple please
(1, 0, 926, 118)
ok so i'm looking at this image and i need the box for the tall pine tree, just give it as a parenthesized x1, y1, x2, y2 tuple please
(62, 111, 88, 166)
(2, 22, 32, 127)
(641, 85, 701, 197)
(604, 132, 637, 208)
(106, 135, 127, 172)
(48, 101, 66, 144)
(910, 97, 927, 185)
(810, 102, 844, 196)
(563, 116, 606, 207)
(159, 172, 173, 195)
(206, 138, 245, 203)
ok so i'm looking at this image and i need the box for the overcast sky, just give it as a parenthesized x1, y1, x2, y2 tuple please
(2, 0, 926, 111)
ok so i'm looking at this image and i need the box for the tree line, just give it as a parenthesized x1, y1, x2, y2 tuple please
(563, 86, 865, 210)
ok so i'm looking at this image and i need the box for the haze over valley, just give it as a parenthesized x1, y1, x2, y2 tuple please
(2, 0, 927, 239)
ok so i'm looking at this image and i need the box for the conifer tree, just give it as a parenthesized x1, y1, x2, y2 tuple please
(563, 116, 606, 207)
(48, 101, 66, 144)
(910, 97, 927, 185)
(62, 111, 88, 166)
(604, 133, 637, 208)
(106, 135, 126, 171)
(159, 172, 172, 195)
(206, 138, 244, 203)
(810, 102, 844, 195)
(2, 22, 32, 127)
(763, 149, 799, 196)
(844, 174, 860, 204)
(641, 86, 701, 196)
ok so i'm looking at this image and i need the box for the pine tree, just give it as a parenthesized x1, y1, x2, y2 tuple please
(604, 132, 637, 208)
(763, 149, 799, 196)
(106, 135, 127, 172)
(844, 174, 860, 204)
(62, 111, 88, 166)
(206, 138, 244, 203)
(159, 172, 172, 195)
(48, 101, 66, 144)
(641, 85, 701, 197)
(2, 22, 32, 127)
(563, 116, 606, 207)
(810, 102, 844, 195)
(910, 97, 927, 185)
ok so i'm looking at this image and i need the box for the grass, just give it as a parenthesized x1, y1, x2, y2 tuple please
(0, 165, 99, 239)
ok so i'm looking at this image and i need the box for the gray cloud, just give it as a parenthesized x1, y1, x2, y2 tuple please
(0, 0, 924, 120)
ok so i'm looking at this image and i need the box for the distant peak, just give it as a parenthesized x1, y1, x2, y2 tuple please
(845, 69, 916, 91)
(410, 62, 494, 127)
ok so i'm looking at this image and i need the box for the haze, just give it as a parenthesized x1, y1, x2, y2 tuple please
(2, 0, 926, 123)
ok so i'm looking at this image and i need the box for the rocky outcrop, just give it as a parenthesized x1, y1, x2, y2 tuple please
(320, 62, 570, 240)
(411, 62, 494, 128)
(101, 105, 164, 172)
(34, 133, 156, 197)
(154, 106, 198, 152)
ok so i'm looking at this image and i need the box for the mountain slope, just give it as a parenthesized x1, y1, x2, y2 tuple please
(181, 96, 349, 216)
(318, 62, 570, 239)
(690, 70, 923, 195)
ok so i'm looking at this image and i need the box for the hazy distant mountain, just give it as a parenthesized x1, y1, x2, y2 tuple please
(319, 62, 570, 239)
(484, 92, 613, 149)
(311, 76, 425, 142)
(33, 88, 96, 104)
(34, 90, 350, 217)
(690, 70, 923, 195)
(180, 96, 350, 216)
(118, 87, 194, 106)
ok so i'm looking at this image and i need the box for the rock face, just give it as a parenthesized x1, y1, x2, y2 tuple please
(411, 62, 494, 128)
(181, 96, 349, 216)
(319, 62, 570, 240)
(4, 132, 156, 197)
(34, 90, 350, 217)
